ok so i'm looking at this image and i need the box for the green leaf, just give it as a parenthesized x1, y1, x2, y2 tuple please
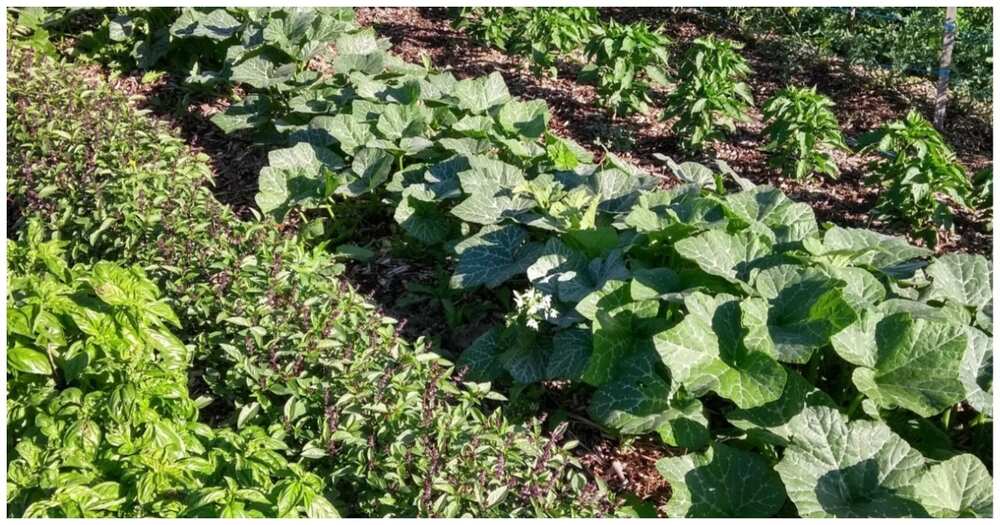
(913, 454, 993, 517)
(630, 268, 681, 300)
(485, 486, 509, 508)
(589, 350, 708, 444)
(775, 406, 929, 518)
(851, 313, 967, 418)
(341, 147, 393, 197)
(819, 226, 932, 272)
(277, 482, 303, 517)
(824, 266, 886, 311)
(496, 99, 549, 138)
(8, 346, 52, 375)
(230, 52, 296, 89)
(653, 292, 786, 409)
(546, 327, 592, 381)
(526, 238, 589, 300)
(393, 184, 452, 245)
(376, 104, 427, 140)
(658, 443, 786, 517)
(742, 265, 857, 364)
(959, 326, 993, 416)
(585, 299, 658, 385)
(450, 157, 533, 225)
(450, 224, 541, 289)
(723, 186, 818, 244)
(926, 253, 992, 309)
(311, 114, 372, 156)
(498, 325, 549, 384)
(237, 402, 260, 429)
(457, 328, 505, 381)
(725, 371, 837, 446)
(210, 95, 271, 134)
(306, 494, 340, 518)
(170, 9, 242, 41)
(453, 71, 511, 114)
(674, 230, 772, 284)
(255, 142, 344, 218)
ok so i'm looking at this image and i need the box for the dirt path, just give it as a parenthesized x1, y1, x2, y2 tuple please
(356, 7, 992, 255)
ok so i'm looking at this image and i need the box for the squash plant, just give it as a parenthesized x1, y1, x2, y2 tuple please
(663, 35, 753, 151)
(761, 85, 847, 179)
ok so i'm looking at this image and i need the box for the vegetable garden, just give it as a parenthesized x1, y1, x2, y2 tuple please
(5, 6, 995, 518)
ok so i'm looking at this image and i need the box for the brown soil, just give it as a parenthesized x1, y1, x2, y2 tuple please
(355, 7, 992, 256)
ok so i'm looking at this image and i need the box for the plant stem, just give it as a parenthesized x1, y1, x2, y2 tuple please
(941, 407, 952, 431)
(806, 350, 823, 385)
(846, 393, 864, 417)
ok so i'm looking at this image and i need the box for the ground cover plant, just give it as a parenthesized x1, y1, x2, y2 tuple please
(7, 6, 995, 518)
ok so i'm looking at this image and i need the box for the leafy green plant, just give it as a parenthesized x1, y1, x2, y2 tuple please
(761, 85, 847, 179)
(455, 8, 599, 77)
(6, 224, 341, 518)
(6, 7, 65, 57)
(726, 7, 993, 102)
(662, 35, 753, 151)
(581, 19, 671, 116)
(453, 8, 520, 51)
(858, 110, 972, 240)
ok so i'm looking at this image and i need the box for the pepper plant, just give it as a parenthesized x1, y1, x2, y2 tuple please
(663, 35, 753, 151)
(581, 19, 671, 116)
(761, 85, 847, 179)
(857, 110, 971, 242)
(455, 7, 599, 78)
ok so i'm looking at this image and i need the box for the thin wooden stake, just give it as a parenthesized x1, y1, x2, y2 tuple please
(933, 6, 958, 130)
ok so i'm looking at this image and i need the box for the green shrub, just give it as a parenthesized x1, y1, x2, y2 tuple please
(858, 110, 971, 241)
(582, 19, 671, 116)
(761, 85, 847, 179)
(6, 45, 614, 518)
(663, 35, 753, 151)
